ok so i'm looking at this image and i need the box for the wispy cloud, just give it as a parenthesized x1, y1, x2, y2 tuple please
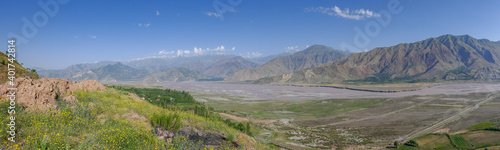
(89, 35, 97, 39)
(73, 36, 78, 39)
(158, 45, 235, 57)
(305, 6, 380, 20)
(205, 12, 220, 18)
(156, 10, 160, 16)
(286, 46, 299, 51)
(138, 23, 151, 28)
(243, 52, 263, 58)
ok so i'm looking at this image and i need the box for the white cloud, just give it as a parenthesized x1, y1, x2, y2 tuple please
(244, 52, 263, 58)
(305, 6, 380, 20)
(213, 45, 225, 51)
(205, 12, 220, 18)
(138, 23, 151, 28)
(156, 10, 160, 16)
(158, 50, 175, 55)
(73, 36, 78, 39)
(89, 35, 97, 39)
(286, 46, 299, 50)
(159, 45, 235, 57)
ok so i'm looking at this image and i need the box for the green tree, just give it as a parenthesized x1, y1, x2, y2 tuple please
(394, 141, 399, 147)
(404, 140, 419, 147)
(245, 122, 252, 136)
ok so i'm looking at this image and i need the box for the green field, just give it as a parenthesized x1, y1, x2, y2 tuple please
(397, 120, 500, 150)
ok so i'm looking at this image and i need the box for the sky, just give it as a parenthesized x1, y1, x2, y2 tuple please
(0, 0, 499, 69)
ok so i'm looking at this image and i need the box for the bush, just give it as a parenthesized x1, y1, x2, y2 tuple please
(150, 113, 182, 131)
(404, 140, 419, 147)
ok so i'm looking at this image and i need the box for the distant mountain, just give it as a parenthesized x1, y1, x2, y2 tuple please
(123, 54, 237, 71)
(70, 63, 148, 82)
(144, 67, 206, 82)
(40, 54, 259, 80)
(39, 61, 118, 79)
(258, 35, 500, 84)
(203, 56, 258, 78)
(228, 45, 351, 81)
(248, 50, 298, 65)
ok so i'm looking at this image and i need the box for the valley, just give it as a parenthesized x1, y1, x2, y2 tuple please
(113, 81, 500, 149)
(4, 1, 500, 149)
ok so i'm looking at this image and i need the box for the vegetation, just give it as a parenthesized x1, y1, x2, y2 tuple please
(448, 134, 473, 149)
(404, 140, 419, 147)
(197, 77, 224, 81)
(111, 86, 254, 138)
(402, 120, 500, 150)
(467, 121, 500, 131)
(0, 52, 40, 83)
(150, 113, 182, 131)
(0, 88, 270, 149)
(346, 72, 436, 84)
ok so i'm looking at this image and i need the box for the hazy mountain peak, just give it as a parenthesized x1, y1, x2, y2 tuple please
(228, 45, 351, 81)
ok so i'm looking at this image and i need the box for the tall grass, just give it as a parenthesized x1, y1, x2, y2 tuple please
(151, 113, 182, 131)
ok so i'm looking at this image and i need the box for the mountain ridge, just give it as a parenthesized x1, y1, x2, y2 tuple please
(228, 45, 351, 81)
(256, 34, 500, 84)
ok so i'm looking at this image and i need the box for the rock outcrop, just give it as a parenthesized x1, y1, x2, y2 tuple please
(0, 78, 105, 111)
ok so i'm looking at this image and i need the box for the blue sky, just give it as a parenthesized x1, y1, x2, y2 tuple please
(1, 0, 499, 69)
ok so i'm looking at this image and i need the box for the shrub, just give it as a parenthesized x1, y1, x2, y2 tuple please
(150, 113, 182, 131)
(404, 140, 419, 147)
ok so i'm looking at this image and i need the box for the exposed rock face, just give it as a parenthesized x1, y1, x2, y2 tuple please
(0, 78, 105, 111)
(474, 67, 500, 79)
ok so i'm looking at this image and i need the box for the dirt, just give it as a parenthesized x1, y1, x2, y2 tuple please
(151, 81, 500, 100)
(463, 130, 500, 144)
(122, 110, 149, 127)
(0, 78, 105, 111)
(219, 112, 276, 124)
(128, 93, 144, 102)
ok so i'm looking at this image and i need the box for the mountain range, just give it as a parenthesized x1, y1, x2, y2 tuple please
(256, 35, 500, 84)
(38, 34, 500, 84)
(40, 54, 263, 82)
(228, 45, 351, 81)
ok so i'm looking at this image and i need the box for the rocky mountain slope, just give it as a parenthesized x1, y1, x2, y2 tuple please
(69, 63, 148, 82)
(144, 67, 207, 82)
(38, 61, 117, 79)
(258, 35, 500, 84)
(40, 54, 261, 81)
(0, 78, 105, 111)
(228, 45, 351, 81)
(203, 56, 258, 78)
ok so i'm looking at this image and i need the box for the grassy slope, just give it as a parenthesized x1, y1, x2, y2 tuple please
(0, 52, 40, 83)
(0, 88, 272, 149)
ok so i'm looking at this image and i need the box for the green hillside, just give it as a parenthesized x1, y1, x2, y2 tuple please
(0, 52, 39, 83)
(0, 87, 272, 149)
